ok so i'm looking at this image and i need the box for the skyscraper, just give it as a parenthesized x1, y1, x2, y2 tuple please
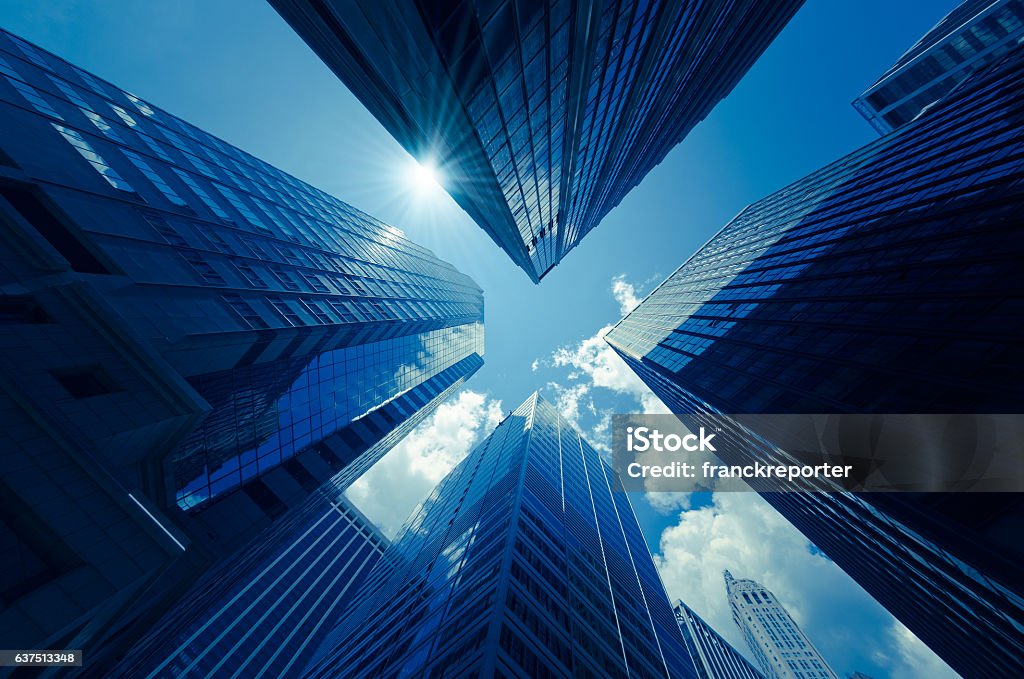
(674, 599, 765, 679)
(724, 572, 836, 679)
(269, 0, 804, 282)
(853, 0, 1024, 133)
(0, 28, 482, 663)
(113, 493, 389, 678)
(304, 392, 698, 678)
(605, 43, 1024, 679)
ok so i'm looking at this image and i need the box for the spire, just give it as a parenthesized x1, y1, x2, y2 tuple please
(723, 569, 735, 593)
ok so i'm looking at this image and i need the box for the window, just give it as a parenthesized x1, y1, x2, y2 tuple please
(299, 271, 329, 292)
(4, 74, 63, 119)
(136, 131, 174, 163)
(268, 296, 305, 326)
(10, 35, 53, 71)
(327, 299, 358, 322)
(215, 183, 269, 231)
(269, 264, 301, 291)
(179, 251, 225, 286)
(222, 293, 268, 329)
(51, 123, 134, 192)
(80, 109, 125, 143)
(108, 103, 136, 127)
(122, 149, 186, 206)
(300, 298, 333, 324)
(229, 258, 268, 288)
(197, 224, 232, 253)
(141, 211, 188, 247)
(124, 92, 158, 119)
(171, 169, 230, 221)
(50, 365, 121, 399)
(73, 66, 110, 98)
(47, 76, 91, 110)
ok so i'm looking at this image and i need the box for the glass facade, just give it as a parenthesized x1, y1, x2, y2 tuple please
(606, 45, 1024, 678)
(854, 0, 1024, 133)
(270, 0, 803, 282)
(174, 321, 483, 509)
(723, 572, 836, 679)
(305, 393, 699, 678)
(674, 600, 765, 679)
(0, 29, 483, 667)
(114, 493, 389, 678)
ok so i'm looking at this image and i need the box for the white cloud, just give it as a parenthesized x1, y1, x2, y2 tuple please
(345, 390, 503, 538)
(890, 619, 961, 678)
(654, 493, 958, 678)
(645, 492, 693, 514)
(550, 324, 669, 416)
(530, 359, 540, 372)
(612, 274, 643, 315)
(547, 381, 591, 429)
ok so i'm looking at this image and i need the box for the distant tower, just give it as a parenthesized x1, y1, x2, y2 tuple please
(304, 393, 698, 677)
(674, 599, 765, 679)
(724, 571, 838, 679)
(853, 0, 1024, 133)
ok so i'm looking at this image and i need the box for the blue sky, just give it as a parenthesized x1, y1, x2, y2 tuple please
(0, 2, 963, 676)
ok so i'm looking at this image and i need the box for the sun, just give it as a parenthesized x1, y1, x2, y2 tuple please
(406, 158, 444, 197)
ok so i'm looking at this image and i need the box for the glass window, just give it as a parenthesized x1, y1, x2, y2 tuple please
(172, 168, 231, 221)
(10, 34, 53, 71)
(51, 123, 134, 192)
(5, 74, 63, 119)
(73, 66, 111, 98)
(122, 149, 187, 206)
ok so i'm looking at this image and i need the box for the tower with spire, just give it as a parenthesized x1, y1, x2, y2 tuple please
(724, 571, 838, 679)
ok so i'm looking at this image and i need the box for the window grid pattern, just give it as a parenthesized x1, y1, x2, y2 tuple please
(174, 322, 483, 509)
(674, 600, 766, 679)
(116, 495, 389, 678)
(0, 30, 486, 514)
(725, 573, 836, 679)
(290, 0, 801, 280)
(305, 394, 698, 679)
(606, 47, 1024, 679)
(854, 0, 1024, 133)
(0, 31, 482, 322)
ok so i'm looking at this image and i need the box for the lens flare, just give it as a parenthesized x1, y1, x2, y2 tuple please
(407, 159, 443, 196)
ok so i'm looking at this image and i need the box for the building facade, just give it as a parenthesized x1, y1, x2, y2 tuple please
(724, 572, 836, 679)
(605, 43, 1024, 679)
(270, 0, 804, 282)
(0, 29, 483, 666)
(304, 393, 699, 678)
(853, 0, 1024, 133)
(674, 599, 765, 679)
(112, 493, 389, 678)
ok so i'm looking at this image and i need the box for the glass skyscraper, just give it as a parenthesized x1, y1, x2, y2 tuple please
(853, 0, 1024, 133)
(674, 599, 765, 679)
(0, 28, 482, 664)
(304, 392, 699, 678)
(269, 0, 804, 282)
(113, 493, 388, 678)
(724, 571, 836, 679)
(605, 43, 1024, 679)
